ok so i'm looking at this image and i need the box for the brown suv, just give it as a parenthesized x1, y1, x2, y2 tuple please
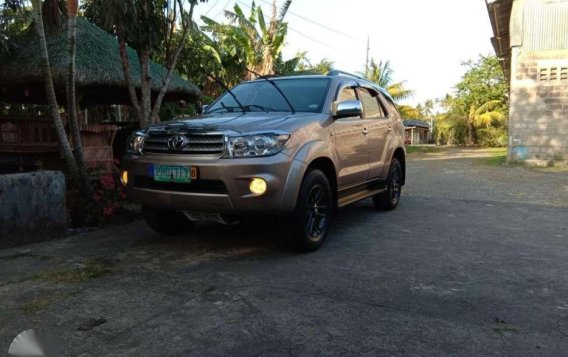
(122, 71, 406, 251)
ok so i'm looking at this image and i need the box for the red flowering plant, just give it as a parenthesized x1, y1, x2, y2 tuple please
(85, 161, 133, 225)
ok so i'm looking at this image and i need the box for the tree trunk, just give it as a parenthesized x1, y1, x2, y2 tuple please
(139, 45, 152, 127)
(31, 0, 80, 184)
(66, 0, 90, 195)
(149, 1, 195, 123)
(117, 33, 143, 122)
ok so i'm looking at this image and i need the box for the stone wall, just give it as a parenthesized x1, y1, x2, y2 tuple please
(0, 171, 66, 248)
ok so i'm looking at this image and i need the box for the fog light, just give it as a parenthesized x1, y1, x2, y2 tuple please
(120, 170, 128, 186)
(249, 178, 267, 195)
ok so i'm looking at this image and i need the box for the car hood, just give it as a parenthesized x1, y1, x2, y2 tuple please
(149, 112, 314, 134)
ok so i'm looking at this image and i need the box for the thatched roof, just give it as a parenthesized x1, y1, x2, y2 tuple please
(0, 17, 200, 106)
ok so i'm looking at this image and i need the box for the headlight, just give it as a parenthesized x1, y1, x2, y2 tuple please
(225, 132, 290, 158)
(127, 131, 146, 155)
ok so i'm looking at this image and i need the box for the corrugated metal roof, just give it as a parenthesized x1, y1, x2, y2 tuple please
(403, 120, 430, 129)
(486, 0, 513, 81)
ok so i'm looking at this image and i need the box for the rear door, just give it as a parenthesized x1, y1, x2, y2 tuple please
(331, 85, 370, 188)
(357, 87, 392, 180)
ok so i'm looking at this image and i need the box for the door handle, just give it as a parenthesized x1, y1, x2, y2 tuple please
(387, 125, 393, 132)
(362, 127, 369, 135)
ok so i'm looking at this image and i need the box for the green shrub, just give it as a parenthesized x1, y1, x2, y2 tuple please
(477, 127, 507, 147)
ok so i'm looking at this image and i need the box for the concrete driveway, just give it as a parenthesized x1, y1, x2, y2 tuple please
(1, 148, 567, 356)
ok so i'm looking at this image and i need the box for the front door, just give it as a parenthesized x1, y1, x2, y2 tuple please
(332, 86, 370, 189)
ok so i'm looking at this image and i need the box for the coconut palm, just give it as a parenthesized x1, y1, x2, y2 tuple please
(363, 59, 413, 102)
(30, 0, 80, 184)
(65, 0, 90, 195)
(467, 99, 506, 144)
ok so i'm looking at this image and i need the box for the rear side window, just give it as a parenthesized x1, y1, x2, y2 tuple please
(358, 88, 385, 119)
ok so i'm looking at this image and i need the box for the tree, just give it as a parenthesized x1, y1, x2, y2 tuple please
(85, 0, 206, 128)
(30, 0, 80, 183)
(65, 0, 90, 195)
(201, 0, 293, 80)
(455, 55, 508, 114)
(362, 59, 413, 102)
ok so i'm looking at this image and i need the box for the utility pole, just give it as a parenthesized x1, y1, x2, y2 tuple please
(365, 36, 370, 78)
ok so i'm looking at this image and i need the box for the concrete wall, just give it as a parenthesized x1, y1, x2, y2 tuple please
(508, 0, 568, 165)
(0, 171, 66, 248)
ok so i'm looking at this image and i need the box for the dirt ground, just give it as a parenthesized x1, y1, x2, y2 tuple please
(405, 147, 568, 207)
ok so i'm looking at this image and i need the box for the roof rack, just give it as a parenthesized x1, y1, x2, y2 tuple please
(326, 70, 367, 81)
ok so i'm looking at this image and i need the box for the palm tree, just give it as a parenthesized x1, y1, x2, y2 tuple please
(363, 59, 413, 102)
(30, 0, 79, 184)
(65, 0, 90, 195)
(202, 0, 293, 80)
(467, 100, 506, 144)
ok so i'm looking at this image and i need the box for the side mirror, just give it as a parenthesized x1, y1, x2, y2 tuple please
(334, 100, 363, 119)
(199, 105, 209, 115)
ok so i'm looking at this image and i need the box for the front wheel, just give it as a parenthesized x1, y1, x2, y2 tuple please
(283, 169, 333, 252)
(373, 158, 403, 211)
(142, 207, 195, 236)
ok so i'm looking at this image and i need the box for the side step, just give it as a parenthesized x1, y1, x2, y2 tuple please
(337, 179, 387, 207)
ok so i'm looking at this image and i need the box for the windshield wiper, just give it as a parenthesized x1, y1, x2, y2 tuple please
(206, 103, 245, 114)
(245, 68, 296, 114)
(202, 71, 246, 113)
(244, 104, 272, 112)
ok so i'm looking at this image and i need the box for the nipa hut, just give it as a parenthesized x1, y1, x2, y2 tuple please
(0, 17, 200, 173)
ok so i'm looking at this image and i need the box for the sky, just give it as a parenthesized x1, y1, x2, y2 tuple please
(195, 0, 496, 107)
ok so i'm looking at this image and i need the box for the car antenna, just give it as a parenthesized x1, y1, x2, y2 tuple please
(202, 71, 247, 113)
(245, 68, 296, 114)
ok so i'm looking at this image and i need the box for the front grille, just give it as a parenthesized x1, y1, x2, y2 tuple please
(143, 132, 225, 155)
(134, 176, 228, 194)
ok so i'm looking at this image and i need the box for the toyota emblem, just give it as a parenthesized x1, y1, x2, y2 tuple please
(167, 135, 187, 150)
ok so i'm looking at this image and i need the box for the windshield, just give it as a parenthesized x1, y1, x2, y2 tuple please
(205, 78, 330, 114)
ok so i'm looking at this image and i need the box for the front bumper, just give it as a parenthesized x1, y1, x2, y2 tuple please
(123, 152, 306, 215)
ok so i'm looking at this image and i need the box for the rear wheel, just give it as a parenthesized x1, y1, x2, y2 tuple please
(142, 207, 195, 235)
(373, 158, 402, 211)
(283, 169, 333, 252)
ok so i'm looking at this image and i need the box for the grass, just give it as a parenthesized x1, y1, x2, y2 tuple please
(0, 251, 52, 261)
(405, 145, 443, 155)
(32, 260, 115, 283)
(480, 147, 507, 166)
(20, 296, 55, 314)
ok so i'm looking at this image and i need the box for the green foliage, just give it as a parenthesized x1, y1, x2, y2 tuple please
(362, 59, 413, 102)
(456, 55, 508, 113)
(477, 127, 507, 147)
(435, 114, 467, 146)
(398, 105, 422, 119)
(434, 55, 509, 147)
(200, 0, 293, 84)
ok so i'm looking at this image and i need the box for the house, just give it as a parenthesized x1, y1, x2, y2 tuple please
(403, 119, 431, 145)
(486, 0, 568, 165)
(0, 18, 200, 172)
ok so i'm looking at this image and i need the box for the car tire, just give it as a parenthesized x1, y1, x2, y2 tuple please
(373, 158, 403, 211)
(284, 169, 333, 252)
(142, 206, 195, 235)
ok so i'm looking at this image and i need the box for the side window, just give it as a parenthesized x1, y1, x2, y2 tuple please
(358, 88, 386, 119)
(378, 93, 397, 118)
(337, 87, 357, 102)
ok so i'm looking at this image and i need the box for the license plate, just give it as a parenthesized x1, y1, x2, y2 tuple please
(151, 165, 198, 183)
